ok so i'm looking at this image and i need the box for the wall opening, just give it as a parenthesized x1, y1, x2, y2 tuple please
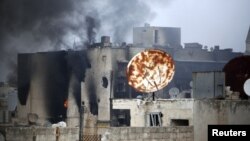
(111, 109, 130, 127)
(102, 55, 107, 62)
(185, 92, 191, 98)
(171, 119, 189, 126)
(102, 77, 108, 88)
(147, 112, 162, 127)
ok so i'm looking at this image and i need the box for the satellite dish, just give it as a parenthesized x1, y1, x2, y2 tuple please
(244, 79, 250, 96)
(169, 87, 179, 98)
(127, 49, 175, 93)
(189, 81, 193, 88)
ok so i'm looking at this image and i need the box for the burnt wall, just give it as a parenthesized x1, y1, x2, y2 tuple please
(17, 50, 90, 123)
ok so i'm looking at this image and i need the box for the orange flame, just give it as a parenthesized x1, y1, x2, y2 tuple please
(64, 99, 68, 108)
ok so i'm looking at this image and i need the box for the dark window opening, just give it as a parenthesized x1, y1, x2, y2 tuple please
(102, 55, 107, 62)
(102, 77, 108, 88)
(185, 93, 191, 98)
(111, 109, 130, 127)
(147, 112, 162, 127)
(171, 119, 189, 126)
(117, 83, 125, 92)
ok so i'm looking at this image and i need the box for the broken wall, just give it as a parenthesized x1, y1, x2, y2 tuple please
(17, 52, 70, 125)
(82, 47, 127, 128)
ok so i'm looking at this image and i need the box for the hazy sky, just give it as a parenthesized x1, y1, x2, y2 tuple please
(143, 0, 250, 52)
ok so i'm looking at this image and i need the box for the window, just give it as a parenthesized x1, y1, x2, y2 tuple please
(171, 119, 189, 126)
(102, 55, 107, 62)
(185, 92, 191, 98)
(112, 109, 130, 127)
(147, 112, 162, 127)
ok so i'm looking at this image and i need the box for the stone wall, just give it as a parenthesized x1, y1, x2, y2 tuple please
(193, 100, 250, 141)
(5, 127, 79, 141)
(3, 126, 193, 141)
(100, 126, 193, 141)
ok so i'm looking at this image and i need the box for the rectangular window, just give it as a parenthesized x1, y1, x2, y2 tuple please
(102, 55, 107, 62)
(112, 109, 130, 127)
(185, 92, 191, 98)
(147, 112, 162, 127)
(171, 119, 189, 126)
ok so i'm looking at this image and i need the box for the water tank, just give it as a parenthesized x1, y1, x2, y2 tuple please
(101, 36, 110, 43)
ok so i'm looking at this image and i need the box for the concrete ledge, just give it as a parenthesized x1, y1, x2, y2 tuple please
(107, 126, 194, 141)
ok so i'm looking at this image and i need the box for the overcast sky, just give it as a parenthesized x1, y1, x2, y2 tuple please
(143, 0, 250, 52)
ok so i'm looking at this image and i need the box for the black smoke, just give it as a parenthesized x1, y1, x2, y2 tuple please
(0, 0, 87, 84)
(0, 0, 153, 84)
(85, 15, 100, 46)
(101, 0, 152, 43)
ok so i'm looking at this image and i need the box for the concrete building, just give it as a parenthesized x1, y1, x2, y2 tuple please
(246, 27, 250, 55)
(16, 38, 128, 126)
(113, 99, 193, 127)
(133, 24, 181, 48)
(1, 25, 250, 141)
(112, 98, 250, 141)
(14, 32, 245, 123)
(132, 25, 243, 98)
(192, 71, 225, 99)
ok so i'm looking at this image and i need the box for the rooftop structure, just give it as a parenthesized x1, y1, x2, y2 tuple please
(1, 25, 250, 141)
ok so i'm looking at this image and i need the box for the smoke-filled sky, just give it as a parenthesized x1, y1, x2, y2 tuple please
(0, 0, 151, 82)
(0, 0, 250, 82)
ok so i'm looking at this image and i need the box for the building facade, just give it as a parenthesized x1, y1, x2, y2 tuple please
(2, 25, 249, 141)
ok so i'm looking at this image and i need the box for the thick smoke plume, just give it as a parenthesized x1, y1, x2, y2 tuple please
(0, 0, 153, 83)
(85, 15, 100, 46)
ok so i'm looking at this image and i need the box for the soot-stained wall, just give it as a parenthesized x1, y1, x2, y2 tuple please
(17, 51, 90, 123)
(82, 47, 127, 123)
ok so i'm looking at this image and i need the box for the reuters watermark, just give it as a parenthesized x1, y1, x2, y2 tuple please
(208, 125, 249, 140)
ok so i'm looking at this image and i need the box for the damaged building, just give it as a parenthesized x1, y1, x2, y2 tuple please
(1, 25, 250, 141)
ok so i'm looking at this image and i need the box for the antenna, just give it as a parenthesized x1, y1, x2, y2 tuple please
(126, 49, 175, 95)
